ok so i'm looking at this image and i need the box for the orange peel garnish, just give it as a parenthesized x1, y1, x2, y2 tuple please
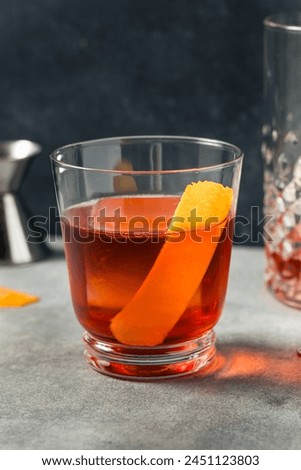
(0, 286, 39, 308)
(113, 159, 138, 194)
(110, 181, 233, 346)
(170, 181, 233, 230)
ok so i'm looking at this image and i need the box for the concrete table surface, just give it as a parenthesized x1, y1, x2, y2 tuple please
(0, 246, 301, 450)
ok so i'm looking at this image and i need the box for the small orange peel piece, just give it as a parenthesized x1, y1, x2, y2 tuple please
(113, 159, 138, 194)
(0, 286, 39, 308)
(110, 181, 233, 346)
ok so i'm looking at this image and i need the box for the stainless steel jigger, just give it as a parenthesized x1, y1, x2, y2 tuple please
(0, 140, 49, 264)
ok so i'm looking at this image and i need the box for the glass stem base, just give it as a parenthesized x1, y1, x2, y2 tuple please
(83, 330, 216, 380)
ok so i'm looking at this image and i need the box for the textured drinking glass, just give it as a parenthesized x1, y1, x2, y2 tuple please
(263, 13, 301, 307)
(51, 136, 243, 379)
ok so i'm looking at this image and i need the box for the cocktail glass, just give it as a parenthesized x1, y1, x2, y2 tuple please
(51, 136, 243, 379)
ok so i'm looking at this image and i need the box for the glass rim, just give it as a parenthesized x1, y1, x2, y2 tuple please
(50, 135, 243, 175)
(264, 11, 301, 32)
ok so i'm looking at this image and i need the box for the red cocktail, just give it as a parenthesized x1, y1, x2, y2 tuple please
(62, 194, 233, 376)
(51, 136, 242, 379)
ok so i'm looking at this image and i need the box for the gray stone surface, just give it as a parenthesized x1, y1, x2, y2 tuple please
(0, 247, 301, 450)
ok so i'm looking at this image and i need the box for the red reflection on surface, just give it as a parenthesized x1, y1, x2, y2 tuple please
(215, 346, 301, 384)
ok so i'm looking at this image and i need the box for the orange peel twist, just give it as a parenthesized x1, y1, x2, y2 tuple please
(110, 181, 233, 346)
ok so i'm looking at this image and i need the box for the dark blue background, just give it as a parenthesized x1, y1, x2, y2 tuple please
(1, 0, 300, 243)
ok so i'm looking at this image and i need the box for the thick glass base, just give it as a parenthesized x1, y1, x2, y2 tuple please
(83, 330, 216, 380)
(265, 249, 301, 309)
(266, 268, 301, 309)
(268, 285, 301, 309)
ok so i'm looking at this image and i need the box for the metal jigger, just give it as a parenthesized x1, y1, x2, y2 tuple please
(0, 140, 49, 264)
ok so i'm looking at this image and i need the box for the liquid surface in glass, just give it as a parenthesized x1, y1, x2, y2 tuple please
(62, 196, 233, 346)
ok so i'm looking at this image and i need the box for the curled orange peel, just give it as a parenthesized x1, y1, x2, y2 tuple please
(110, 181, 233, 346)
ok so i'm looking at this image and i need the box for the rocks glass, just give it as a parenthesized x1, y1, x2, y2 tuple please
(263, 13, 301, 307)
(51, 136, 242, 379)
